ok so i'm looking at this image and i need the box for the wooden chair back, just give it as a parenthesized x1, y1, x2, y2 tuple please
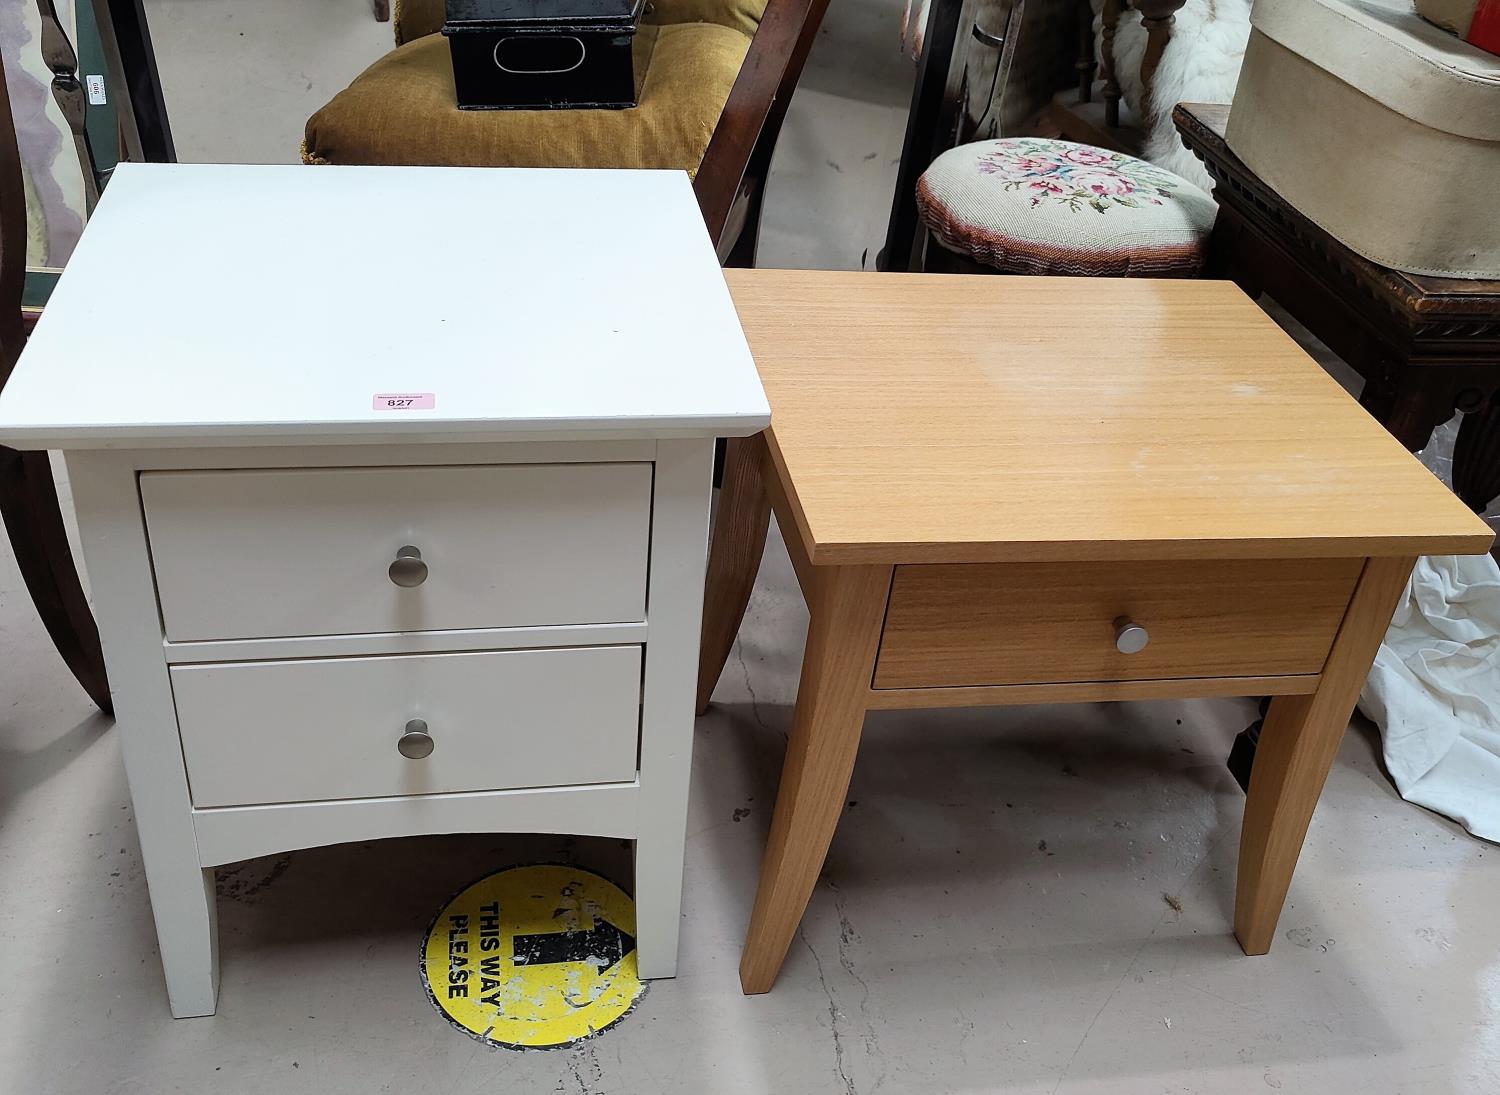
(694, 0, 835, 265)
(0, 27, 112, 711)
(36, 0, 101, 211)
(0, 48, 27, 384)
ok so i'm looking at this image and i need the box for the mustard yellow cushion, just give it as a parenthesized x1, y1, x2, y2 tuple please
(304, 22, 750, 175)
(393, 0, 768, 46)
(652, 0, 769, 36)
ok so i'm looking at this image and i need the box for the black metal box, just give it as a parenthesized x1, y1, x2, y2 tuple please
(444, 0, 646, 110)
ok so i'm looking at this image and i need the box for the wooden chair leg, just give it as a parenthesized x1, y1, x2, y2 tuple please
(1453, 390, 1500, 515)
(1378, 378, 1457, 454)
(696, 433, 772, 714)
(1234, 556, 1413, 955)
(739, 564, 890, 994)
(1076, 0, 1097, 102)
(0, 447, 111, 712)
(372, 0, 391, 21)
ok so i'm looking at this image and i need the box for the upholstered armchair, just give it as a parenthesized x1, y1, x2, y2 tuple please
(305, 0, 832, 263)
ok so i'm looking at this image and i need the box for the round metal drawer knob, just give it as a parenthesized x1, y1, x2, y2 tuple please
(388, 545, 428, 588)
(1114, 617, 1149, 655)
(398, 718, 434, 759)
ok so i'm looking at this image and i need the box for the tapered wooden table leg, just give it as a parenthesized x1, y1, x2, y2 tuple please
(697, 434, 771, 714)
(739, 563, 890, 994)
(1235, 555, 1415, 955)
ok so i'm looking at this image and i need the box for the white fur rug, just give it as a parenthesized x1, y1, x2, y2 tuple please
(1093, 0, 1251, 190)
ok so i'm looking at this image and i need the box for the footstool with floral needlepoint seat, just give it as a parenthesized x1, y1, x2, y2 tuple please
(915, 137, 1218, 275)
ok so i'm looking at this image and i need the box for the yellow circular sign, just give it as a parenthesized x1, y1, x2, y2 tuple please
(420, 865, 645, 1050)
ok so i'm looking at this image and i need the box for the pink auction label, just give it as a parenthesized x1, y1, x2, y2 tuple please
(373, 393, 435, 410)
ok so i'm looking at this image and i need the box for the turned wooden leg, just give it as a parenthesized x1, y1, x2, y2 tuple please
(1235, 555, 1414, 955)
(696, 433, 771, 714)
(0, 447, 111, 712)
(740, 564, 890, 994)
(1100, 0, 1122, 128)
(1135, 0, 1187, 129)
(1453, 390, 1500, 515)
(372, 0, 391, 21)
(1076, 0, 1097, 102)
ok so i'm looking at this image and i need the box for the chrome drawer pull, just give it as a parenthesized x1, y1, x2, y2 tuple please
(388, 545, 428, 588)
(398, 718, 435, 759)
(1113, 617, 1149, 654)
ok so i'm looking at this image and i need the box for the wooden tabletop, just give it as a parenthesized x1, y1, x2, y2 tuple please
(725, 269, 1493, 565)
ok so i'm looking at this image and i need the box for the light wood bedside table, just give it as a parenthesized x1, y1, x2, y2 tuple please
(0, 163, 768, 1017)
(701, 269, 1493, 995)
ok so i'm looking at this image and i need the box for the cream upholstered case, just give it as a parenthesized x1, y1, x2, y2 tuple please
(1227, 0, 1500, 279)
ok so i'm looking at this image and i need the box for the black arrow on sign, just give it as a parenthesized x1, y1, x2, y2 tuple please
(512, 917, 636, 975)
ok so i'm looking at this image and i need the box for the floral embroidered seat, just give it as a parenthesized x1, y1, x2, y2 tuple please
(915, 137, 1218, 276)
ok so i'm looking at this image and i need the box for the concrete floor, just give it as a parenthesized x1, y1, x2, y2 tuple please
(2, 2, 1498, 1092)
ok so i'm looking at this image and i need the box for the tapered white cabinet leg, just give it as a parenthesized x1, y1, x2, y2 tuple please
(634, 839, 684, 980)
(634, 439, 714, 979)
(147, 864, 220, 1017)
(68, 452, 221, 1017)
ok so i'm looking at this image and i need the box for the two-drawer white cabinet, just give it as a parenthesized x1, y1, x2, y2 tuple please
(0, 163, 768, 1017)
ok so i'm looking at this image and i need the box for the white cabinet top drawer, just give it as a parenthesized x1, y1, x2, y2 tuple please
(141, 463, 652, 642)
(172, 645, 642, 807)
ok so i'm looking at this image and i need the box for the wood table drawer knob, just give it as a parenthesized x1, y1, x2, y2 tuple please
(397, 718, 435, 759)
(388, 545, 428, 588)
(1113, 616, 1149, 655)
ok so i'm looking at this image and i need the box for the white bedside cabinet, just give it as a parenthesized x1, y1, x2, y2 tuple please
(0, 163, 768, 1018)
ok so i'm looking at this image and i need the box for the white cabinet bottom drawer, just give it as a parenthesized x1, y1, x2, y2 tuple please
(171, 646, 641, 808)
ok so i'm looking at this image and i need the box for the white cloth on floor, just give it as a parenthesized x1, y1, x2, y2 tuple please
(1359, 553, 1500, 842)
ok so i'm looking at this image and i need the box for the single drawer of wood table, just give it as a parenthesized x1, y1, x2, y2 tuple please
(172, 645, 642, 807)
(141, 463, 652, 642)
(873, 558, 1363, 689)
